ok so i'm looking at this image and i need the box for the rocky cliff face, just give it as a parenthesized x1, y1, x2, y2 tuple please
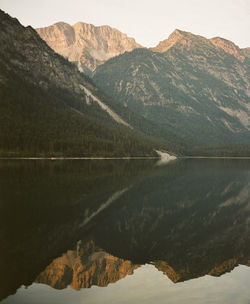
(36, 22, 142, 73)
(36, 240, 139, 289)
(94, 29, 250, 146)
(209, 37, 245, 60)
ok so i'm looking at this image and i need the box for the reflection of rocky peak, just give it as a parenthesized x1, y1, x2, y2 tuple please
(1, 160, 250, 301)
(90, 162, 250, 283)
(36, 238, 250, 289)
(36, 22, 142, 73)
(154, 261, 182, 283)
(208, 258, 239, 277)
(154, 258, 250, 283)
(36, 240, 139, 289)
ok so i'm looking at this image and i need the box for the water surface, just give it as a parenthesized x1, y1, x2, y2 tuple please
(0, 159, 249, 303)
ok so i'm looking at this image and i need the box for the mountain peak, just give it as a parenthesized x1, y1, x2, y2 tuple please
(152, 30, 247, 60)
(36, 21, 142, 73)
(153, 29, 206, 53)
(36, 21, 73, 33)
(210, 37, 245, 60)
(171, 28, 188, 37)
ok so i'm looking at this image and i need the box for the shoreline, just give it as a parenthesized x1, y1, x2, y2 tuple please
(0, 156, 249, 160)
(180, 156, 250, 159)
(0, 157, 159, 160)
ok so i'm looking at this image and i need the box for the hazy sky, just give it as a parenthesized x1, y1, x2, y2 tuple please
(0, 0, 249, 48)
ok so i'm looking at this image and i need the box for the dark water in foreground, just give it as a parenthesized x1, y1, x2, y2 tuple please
(0, 159, 250, 304)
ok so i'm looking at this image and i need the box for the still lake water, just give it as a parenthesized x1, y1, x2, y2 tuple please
(0, 158, 250, 303)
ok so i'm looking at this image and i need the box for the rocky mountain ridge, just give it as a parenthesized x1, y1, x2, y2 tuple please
(36, 21, 142, 73)
(153, 29, 248, 61)
(36, 23, 249, 74)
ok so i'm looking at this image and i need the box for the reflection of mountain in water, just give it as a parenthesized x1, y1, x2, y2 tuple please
(36, 240, 139, 289)
(0, 159, 250, 300)
(154, 258, 250, 283)
(91, 160, 250, 282)
(0, 159, 154, 300)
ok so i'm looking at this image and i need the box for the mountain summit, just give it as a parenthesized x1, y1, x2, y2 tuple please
(153, 29, 247, 60)
(153, 29, 210, 53)
(210, 37, 245, 60)
(36, 22, 142, 73)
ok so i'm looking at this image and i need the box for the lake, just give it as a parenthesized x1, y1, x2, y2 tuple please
(0, 158, 249, 303)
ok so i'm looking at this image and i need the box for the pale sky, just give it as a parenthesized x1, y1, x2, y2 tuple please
(0, 0, 249, 48)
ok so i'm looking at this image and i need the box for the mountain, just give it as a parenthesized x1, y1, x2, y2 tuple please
(0, 9, 183, 157)
(36, 22, 142, 74)
(93, 29, 250, 152)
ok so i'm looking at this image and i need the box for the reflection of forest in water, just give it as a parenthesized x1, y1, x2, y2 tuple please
(0, 159, 249, 300)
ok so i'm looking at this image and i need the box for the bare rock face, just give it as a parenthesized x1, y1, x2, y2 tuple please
(210, 37, 245, 60)
(36, 240, 139, 290)
(153, 29, 248, 61)
(152, 29, 210, 53)
(36, 22, 142, 73)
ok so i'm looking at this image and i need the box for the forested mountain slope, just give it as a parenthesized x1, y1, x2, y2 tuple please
(0, 10, 184, 157)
